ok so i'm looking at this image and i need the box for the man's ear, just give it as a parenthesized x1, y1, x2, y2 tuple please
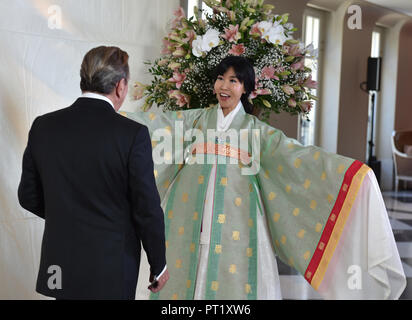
(115, 78, 126, 98)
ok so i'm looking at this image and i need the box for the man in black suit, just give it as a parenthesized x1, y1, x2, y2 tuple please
(18, 46, 169, 300)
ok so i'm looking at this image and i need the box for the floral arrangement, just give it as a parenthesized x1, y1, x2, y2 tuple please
(133, 0, 317, 121)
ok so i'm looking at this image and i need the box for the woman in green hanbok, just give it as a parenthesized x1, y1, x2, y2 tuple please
(124, 56, 405, 300)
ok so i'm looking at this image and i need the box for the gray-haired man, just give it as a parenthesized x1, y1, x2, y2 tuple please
(18, 46, 169, 300)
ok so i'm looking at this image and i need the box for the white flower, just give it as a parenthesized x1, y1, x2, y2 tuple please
(305, 43, 318, 59)
(191, 28, 220, 57)
(201, 28, 220, 50)
(261, 21, 287, 45)
(192, 36, 204, 57)
(258, 21, 273, 35)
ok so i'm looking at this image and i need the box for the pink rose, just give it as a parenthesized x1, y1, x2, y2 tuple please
(222, 24, 241, 43)
(228, 43, 245, 56)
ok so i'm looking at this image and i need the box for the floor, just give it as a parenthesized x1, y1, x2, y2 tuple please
(276, 189, 412, 300)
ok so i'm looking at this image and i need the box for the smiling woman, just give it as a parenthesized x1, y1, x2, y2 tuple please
(213, 56, 254, 116)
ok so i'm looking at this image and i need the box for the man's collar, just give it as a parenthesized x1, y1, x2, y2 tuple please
(80, 92, 115, 110)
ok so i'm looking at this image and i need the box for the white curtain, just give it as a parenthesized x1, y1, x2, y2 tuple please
(0, 0, 179, 299)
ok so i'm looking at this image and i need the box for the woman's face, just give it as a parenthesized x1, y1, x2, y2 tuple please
(214, 67, 246, 113)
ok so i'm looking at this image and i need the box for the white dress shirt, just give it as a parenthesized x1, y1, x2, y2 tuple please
(80, 92, 115, 109)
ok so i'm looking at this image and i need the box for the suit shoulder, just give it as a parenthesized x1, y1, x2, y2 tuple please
(114, 111, 147, 132)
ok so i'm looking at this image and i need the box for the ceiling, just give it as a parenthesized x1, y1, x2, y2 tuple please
(366, 0, 412, 17)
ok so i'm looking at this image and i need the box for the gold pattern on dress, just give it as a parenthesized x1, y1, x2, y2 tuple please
(232, 231, 240, 241)
(275, 239, 280, 247)
(268, 192, 276, 200)
(264, 170, 269, 179)
(315, 223, 323, 233)
(149, 113, 156, 121)
(327, 194, 334, 203)
(281, 235, 287, 244)
(229, 264, 237, 274)
(303, 251, 311, 260)
(154, 170, 158, 179)
(218, 214, 226, 224)
(193, 211, 199, 220)
(186, 280, 191, 289)
(172, 293, 178, 300)
(246, 248, 253, 257)
(306, 271, 312, 279)
(294, 158, 302, 168)
(178, 226, 184, 236)
(293, 208, 300, 216)
(321, 172, 326, 181)
(190, 243, 195, 253)
(165, 152, 172, 161)
(342, 183, 348, 192)
(330, 214, 336, 222)
(220, 177, 228, 186)
(165, 126, 172, 134)
(249, 184, 253, 193)
(288, 257, 294, 267)
(287, 142, 295, 149)
(268, 130, 275, 135)
(273, 212, 280, 222)
(318, 242, 325, 250)
(166, 241, 169, 249)
(215, 245, 222, 254)
(168, 210, 173, 219)
(285, 185, 292, 193)
(198, 175, 204, 184)
(310, 200, 317, 210)
(151, 140, 157, 148)
(163, 180, 170, 189)
(177, 111, 183, 119)
(248, 218, 253, 227)
(303, 179, 311, 189)
(337, 164, 345, 174)
(297, 229, 306, 239)
(245, 284, 251, 294)
(182, 193, 189, 203)
(277, 165, 284, 173)
(235, 197, 242, 206)
(313, 151, 320, 160)
(211, 281, 219, 291)
(176, 259, 182, 268)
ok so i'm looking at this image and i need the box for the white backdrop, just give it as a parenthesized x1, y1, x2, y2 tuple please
(0, 0, 179, 299)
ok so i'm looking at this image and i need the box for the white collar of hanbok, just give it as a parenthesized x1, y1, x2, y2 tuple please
(217, 101, 243, 132)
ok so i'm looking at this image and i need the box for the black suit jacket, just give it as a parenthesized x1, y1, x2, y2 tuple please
(18, 97, 166, 299)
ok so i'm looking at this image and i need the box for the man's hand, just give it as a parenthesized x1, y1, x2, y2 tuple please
(148, 269, 169, 293)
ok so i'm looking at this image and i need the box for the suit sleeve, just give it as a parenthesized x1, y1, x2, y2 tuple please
(18, 117, 45, 218)
(128, 125, 166, 276)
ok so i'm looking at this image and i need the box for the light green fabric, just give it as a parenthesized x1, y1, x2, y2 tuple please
(124, 106, 358, 300)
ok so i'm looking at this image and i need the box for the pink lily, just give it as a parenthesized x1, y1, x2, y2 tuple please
(260, 66, 278, 80)
(228, 43, 246, 56)
(222, 24, 241, 43)
(303, 75, 317, 89)
(168, 72, 187, 89)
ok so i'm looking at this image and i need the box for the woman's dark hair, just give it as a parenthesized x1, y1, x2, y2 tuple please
(213, 56, 255, 114)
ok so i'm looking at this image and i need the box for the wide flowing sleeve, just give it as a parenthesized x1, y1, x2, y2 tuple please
(253, 120, 406, 299)
(120, 108, 204, 202)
